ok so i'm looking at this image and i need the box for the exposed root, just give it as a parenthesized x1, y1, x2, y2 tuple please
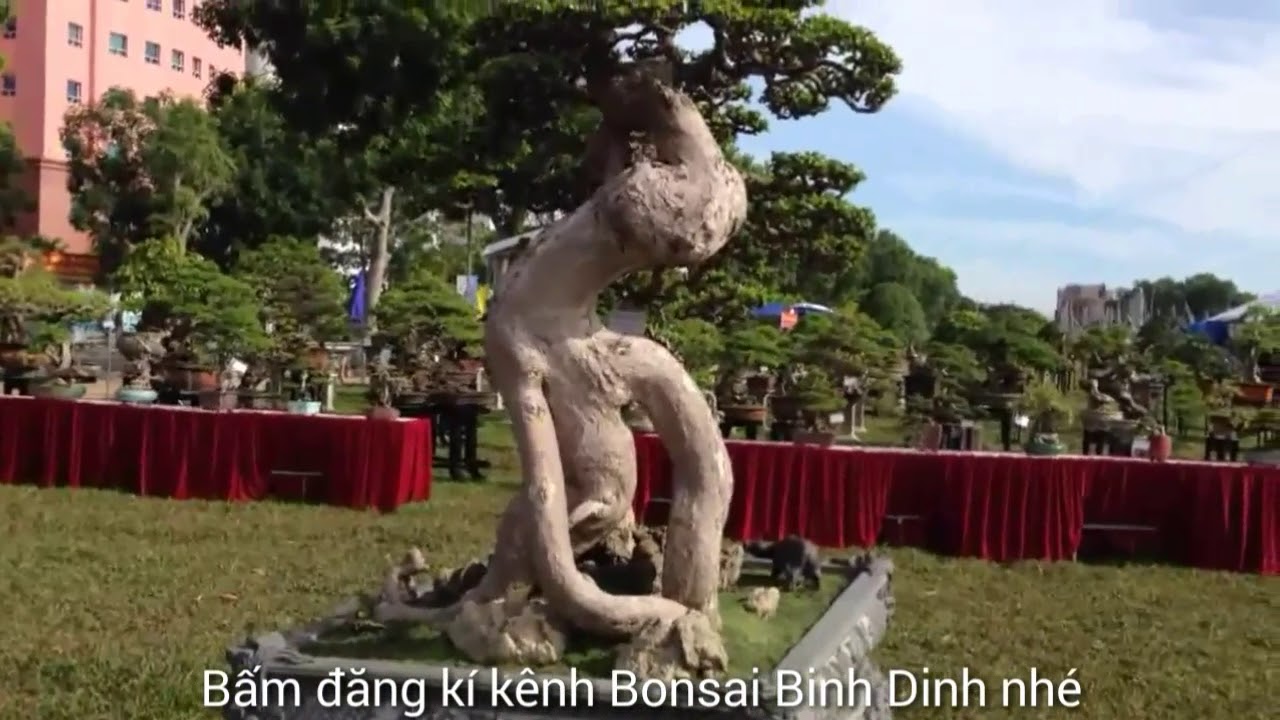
(614, 611, 728, 681)
(445, 585, 567, 666)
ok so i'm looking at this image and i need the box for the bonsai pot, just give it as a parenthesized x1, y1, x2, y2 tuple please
(286, 400, 322, 415)
(29, 382, 87, 400)
(1024, 433, 1066, 456)
(116, 387, 158, 404)
(366, 405, 401, 421)
(237, 391, 281, 410)
(1242, 447, 1280, 466)
(1148, 432, 1172, 462)
(165, 364, 219, 391)
(197, 390, 239, 411)
(1236, 382, 1274, 404)
(793, 430, 836, 447)
(721, 404, 766, 424)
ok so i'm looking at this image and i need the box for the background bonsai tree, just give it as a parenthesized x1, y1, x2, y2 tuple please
(915, 341, 987, 423)
(1229, 306, 1280, 382)
(0, 236, 110, 381)
(652, 318, 722, 391)
(373, 266, 482, 392)
(233, 236, 349, 393)
(715, 322, 787, 402)
(1017, 378, 1074, 452)
(114, 238, 268, 384)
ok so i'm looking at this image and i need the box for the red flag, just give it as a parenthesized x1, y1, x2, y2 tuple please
(779, 308, 798, 330)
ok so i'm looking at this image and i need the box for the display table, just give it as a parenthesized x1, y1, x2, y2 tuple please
(0, 397, 433, 511)
(632, 433, 1279, 574)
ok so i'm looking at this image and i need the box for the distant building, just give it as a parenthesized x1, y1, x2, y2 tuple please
(1055, 283, 1147, 334)
(0, 0, 246, 279)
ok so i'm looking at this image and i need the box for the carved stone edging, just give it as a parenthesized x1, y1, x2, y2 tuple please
(219, 555, 894, 720)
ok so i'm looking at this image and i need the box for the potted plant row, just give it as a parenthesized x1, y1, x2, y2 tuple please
(0, 235, 111, 400)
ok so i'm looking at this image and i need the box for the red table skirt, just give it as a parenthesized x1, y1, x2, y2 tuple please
(0, 397, 432, 511)
(633, 433, 1280, 574)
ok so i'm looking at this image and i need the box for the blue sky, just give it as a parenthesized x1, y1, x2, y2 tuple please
(730, 0, 1280, 313)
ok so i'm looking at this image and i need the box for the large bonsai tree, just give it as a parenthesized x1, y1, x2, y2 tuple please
(200, 0, 902, 676)
(0, 236, 110, 375)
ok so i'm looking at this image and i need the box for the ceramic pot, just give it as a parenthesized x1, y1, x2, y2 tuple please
(30, 383, 87, 400)
(1236, 382, 1274, 404)
(1148, 433, 1172, 462)
(721, 404, 767, 424)
(1024, 434, 1066, 456)
(197, 390, 238, 411)
(366, 405, 401, 421)
(286, 400, 322, 415)
(116, 387, 158, 404)
(793, 430, 836, 447)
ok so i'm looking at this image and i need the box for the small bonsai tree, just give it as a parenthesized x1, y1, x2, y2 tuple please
(373, 266, 482, 395)
(0, 236, 110, 382)
(715, 322, 786, 403)
(1017, 378, 1074, 453)
(787, 305, 900, 406)
(911, 341, 987, 424)
(233, 236, 349, 396)
(114, 238, 268, 386)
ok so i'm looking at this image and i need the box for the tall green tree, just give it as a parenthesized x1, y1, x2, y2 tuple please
(61, 88, 235, 273)
(0, 47, 28, 229)
(200, 78, 351, 266)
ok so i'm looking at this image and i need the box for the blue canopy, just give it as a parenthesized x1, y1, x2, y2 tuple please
(1187, 291, 1280, 345)
(751, 301, 834, 318)
(347, 270, 367, 323)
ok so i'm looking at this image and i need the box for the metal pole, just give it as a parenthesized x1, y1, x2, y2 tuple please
(465, 210, 474, 279)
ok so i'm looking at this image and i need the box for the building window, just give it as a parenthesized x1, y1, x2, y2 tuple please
(171, 49, 184, 71)
(1, 74, 14, 97)
(67, 80, 82, 103)
(146, 0, 161, 11)
(67, 22, 84, 47)
(192, 57, 202, 78)
(173, 0, 186, 20)
(2, 18, 15, 39)
(108, 33, 128, 56)
(145, 42, 160, 65)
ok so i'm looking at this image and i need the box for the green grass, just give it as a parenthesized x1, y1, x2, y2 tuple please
(0, 392, 1275, 719)
(305, 571, 844, 678)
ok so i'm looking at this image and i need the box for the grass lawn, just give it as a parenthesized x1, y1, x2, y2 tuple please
(0, 391, 1275, 719)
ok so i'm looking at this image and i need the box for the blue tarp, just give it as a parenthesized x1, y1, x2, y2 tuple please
(347, 270, 367, 323)
(751, 301, 833, 318)
(1186, 291, 1280, 345)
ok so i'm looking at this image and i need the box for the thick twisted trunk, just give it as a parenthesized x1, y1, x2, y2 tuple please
(378, 67, 746, 649)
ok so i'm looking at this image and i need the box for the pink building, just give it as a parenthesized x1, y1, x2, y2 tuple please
(0, 0, 243, 278)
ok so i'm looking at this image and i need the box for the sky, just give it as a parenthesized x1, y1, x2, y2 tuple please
(730, 0, 1280, 313)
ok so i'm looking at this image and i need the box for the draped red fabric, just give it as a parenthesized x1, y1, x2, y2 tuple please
(0, 397, 432, 511)
(629, 433, 1279, 574)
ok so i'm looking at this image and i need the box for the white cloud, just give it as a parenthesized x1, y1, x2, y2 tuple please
(831, 0, 1280, 245)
